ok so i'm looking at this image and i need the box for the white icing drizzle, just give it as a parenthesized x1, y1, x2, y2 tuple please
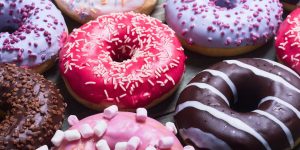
(253, 110, 294, 148)
(255, 58, 300, 79)
(202, 69, 238, 103)
(176, 101, 272, 150)
(224, 60, 300, 93)
(259, 96, 300, 119)
(186, 83, 230, 105)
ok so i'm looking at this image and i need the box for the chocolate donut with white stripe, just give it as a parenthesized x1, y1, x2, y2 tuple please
(175, 58, 300, 150)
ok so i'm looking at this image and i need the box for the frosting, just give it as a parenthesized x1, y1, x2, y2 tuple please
(59, 0, 144, 20)
(0, 0, 67, 67)
(175, 58, 300, 150)
(276, 8, 300, 75)
(165, 0, 282, 48)
(59, 12, 185, 109)
(54, 110, 183, 149)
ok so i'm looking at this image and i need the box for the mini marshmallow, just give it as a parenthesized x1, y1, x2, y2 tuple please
(183, 145, 195, 150)
(79, 123, 94, 138)
(136, 108, 147, 122)
(96, 139, 110, 150)
(94, 120, 108, 137)
(114, 142, 127, 150)
(165, 122, 178, 134)
(127, 136, 141, 150)
(158, 137, 174, 149)
(36, 145, 48, 150)
(68, 115, 79, 126)
(145, 146, 156, 150)
(64, 130, 81, 141)
(104, 105, 118, 119)
(51, 130, 64, 146)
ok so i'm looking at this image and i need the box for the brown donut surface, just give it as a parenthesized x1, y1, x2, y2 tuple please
(0, 64, 66, 150)
(175, 58, 300, 150)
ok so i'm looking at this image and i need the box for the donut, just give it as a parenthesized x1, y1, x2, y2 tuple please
(276, 8, 300, 75)
(55, 0, 157, 23)
(0, 0, 68, 73)
(165, 0, 283, 57)
(39, 106, 187, 150)
(0, 63, 66, 149)
(281, 0, 300, 11)
(175, 58, 300, 150)
(59, 12, 186, 110)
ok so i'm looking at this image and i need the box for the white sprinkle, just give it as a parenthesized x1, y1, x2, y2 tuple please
(104, 105, 118, 119)
(115, 142, 128, 150)
(96, 139, 110, 150)
(68, 115, 79, 126)
(158, 137, 174, 149)
(51, 130, 64, 146)
(136, 108, 147, 122)
(147, 79, 155, 86)
(119, 93, 127, 98)
(183, 145, 195, 150)
(127, 136, 141, 150)
(165, 122, 178, 134)
(36, 145, 48, 150)
(79, 124, 94, 138)
(145, 146, 156, 150)
(94, 120, 108, 137)
(85, 81, 96, 85)
(104, 90, 110, 99)
(165, 74, 175, 85)
(65, 130, 81, 141)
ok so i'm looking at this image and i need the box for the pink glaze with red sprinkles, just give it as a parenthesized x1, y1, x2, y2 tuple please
(54, 112, 183, 150)
(59, 12, 186, 109)
(0, 0, 67, 67)
(276, 8, 300, 75)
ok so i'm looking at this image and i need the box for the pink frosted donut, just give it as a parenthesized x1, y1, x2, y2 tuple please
(59, 12, 186, 110)
(50, 107, 183, 150)
(276, 8, 300, 75)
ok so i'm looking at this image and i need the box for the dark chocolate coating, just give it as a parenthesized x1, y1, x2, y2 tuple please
(0, 64, 66, 150)
(175, 58, 300, 150)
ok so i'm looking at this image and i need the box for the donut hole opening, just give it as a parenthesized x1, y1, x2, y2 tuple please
(213, 0, 237, 9)
(0, 26, 18, 34)
(230, 84, 261, 112)
(110, 48, 134, 62)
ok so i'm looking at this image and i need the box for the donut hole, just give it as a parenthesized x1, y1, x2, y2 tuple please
(213, 0, 237, 9)
(0, 26, 18, 34)
(230, 83, 261, 112)
(110, 47, 134, 62)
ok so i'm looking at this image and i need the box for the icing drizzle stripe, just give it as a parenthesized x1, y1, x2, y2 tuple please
(255, 58, 300, 79)
(253, 110, 294, 148)
(176, 101, 272, 150)
(224, 60, 300, 93)
(186, 83, 230, 105)
(259, 96, 300, 119)
(203, 69, 238, 103)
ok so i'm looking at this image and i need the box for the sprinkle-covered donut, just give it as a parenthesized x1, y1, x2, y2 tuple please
(42, 106, 185, 150)
(55, 0, 157, 23)
(0, 0, 68, 73)
(165, 0, 283, 57)
(175, 58, 300, 150)
(0, 63, 66, 149)
(276, 8, 300, 75)
(59, 12, 186, 110)
(281, 0, 300, 11)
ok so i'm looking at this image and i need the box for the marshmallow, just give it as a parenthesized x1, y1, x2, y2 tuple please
(94, 120, 108, 137)
(145, 146, 156, 150)
(64, 130, 81, 141)
(127, 136, 141, 150)
(158, 137, 174, 149)
(114, 142, 127, 150)
(51, 130, 64, 146)
(136, 108, 147, 122)
(96, 139, 111, 150)
(36, 145, 48, 150)
(79, 123, 94, 138)
(104, 105, 118, 119)
(183, 145, 195, 150)
(165, 122, 178, 134)
(68, 115, 79, 126)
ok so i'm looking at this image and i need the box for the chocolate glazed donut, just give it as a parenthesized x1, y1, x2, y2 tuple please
(175, 58, 300, 150)
(0, 64, 66, 150)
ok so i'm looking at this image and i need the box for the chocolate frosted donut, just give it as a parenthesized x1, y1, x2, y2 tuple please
(175, 58, 300, 150)
(0, 64, 66, 149)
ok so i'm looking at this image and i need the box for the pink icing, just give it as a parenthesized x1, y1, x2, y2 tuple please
(276, 8, 300, 75)
(59, 12, 186, 109)
(55, 112, 183, 149)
